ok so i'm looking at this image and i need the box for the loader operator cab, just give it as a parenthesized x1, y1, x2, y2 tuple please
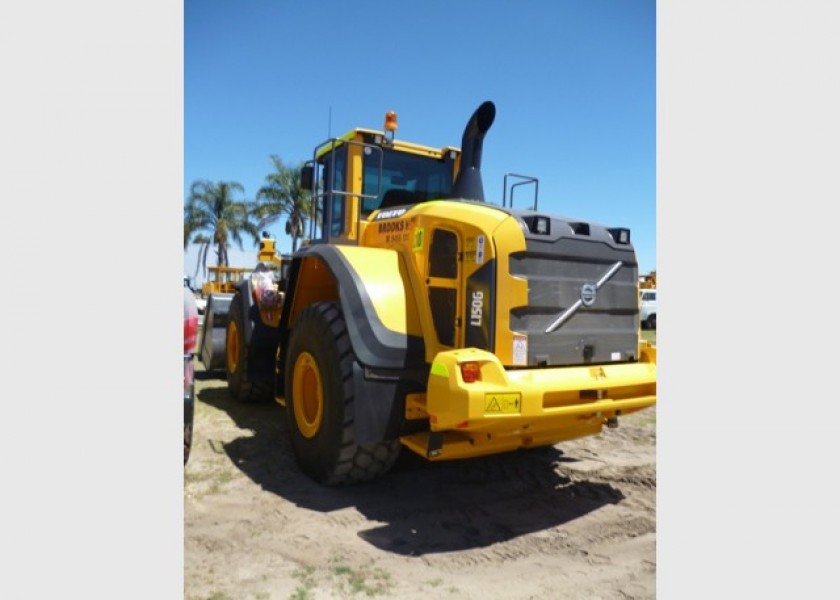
(302, 120, 461, 246)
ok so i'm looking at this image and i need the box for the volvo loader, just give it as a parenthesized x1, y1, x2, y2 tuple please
(216, 101, 657, 485)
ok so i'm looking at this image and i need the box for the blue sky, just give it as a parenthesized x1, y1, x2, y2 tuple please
(185, 0, 656, 283)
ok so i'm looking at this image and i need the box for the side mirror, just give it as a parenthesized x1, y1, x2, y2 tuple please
(300, 164, 314, 191)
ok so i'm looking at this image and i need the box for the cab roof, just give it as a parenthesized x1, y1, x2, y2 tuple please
(315, 127, 461, 161)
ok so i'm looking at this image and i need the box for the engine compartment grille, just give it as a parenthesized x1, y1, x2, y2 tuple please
(508, 217, 639, 367)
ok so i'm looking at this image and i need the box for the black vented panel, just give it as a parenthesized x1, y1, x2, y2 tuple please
(429, 229, 458, 278)
(509, 233, 639, 367)
(429, 287, 457, 347)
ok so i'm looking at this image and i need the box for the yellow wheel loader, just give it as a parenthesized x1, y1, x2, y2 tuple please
(217, 101, 656, 485)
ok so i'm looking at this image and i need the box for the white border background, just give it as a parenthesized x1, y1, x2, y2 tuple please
(1, 1, 183, 597)
(658, 1, 839, 597)
(2, 1, 839, 597)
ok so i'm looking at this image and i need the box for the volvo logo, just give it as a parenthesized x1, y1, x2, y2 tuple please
(580, 284, 597, 307)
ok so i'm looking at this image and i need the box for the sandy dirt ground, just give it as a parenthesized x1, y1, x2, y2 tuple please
(185, 358, 656, 600)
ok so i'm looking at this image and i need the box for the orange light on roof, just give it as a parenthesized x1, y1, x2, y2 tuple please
(384, 111, 398, 132)
(460, 362, 481, 383)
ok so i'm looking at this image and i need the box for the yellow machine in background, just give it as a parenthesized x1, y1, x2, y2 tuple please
(213, 101, 656, 485)
(639, 271, 657, 289)
(200, 266, 250, 297)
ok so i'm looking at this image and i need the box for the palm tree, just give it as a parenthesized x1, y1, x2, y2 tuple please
(255, 155, 312, 253)
(189, 233, 212, 282)
(184, 180, 260, 279)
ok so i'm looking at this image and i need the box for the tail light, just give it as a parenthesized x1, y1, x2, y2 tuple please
(460, 362, 481, 383)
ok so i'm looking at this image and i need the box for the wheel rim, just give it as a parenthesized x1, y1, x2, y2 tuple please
(226, 321, 239, 373)
(292, 351, 324, 439)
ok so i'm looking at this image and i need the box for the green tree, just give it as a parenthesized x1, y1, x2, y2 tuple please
(255, 155, 313, 253)
(184, 180, 260, 279)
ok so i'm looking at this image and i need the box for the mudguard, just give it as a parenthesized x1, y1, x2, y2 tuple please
(284, 244, 425, 371)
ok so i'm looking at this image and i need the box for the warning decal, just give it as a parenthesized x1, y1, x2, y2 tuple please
(475, 235, 485, 264)
(484, 393, 522, 415)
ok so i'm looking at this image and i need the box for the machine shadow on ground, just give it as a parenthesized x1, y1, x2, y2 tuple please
(196, 370, 626, 557)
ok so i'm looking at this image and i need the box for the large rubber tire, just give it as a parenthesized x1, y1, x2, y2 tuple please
(285, 302, 401, 485)
(226, 292, 272, 403)
(647, 314, 657, 330)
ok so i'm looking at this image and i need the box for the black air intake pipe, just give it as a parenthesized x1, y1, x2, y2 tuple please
(451, 100, 496, 202)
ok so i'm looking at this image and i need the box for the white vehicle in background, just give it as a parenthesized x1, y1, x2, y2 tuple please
(640, 288, 657, 330)
(194, 295, 207, 315)
(185, 275, 207, 315)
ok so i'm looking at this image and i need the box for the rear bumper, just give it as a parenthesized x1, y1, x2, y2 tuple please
(400, 343, 656, 460)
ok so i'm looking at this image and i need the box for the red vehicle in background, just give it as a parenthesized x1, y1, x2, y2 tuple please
(184, 284, 199, 464)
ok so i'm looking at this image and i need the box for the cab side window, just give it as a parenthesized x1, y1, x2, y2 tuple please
(319, 149, 346, 238)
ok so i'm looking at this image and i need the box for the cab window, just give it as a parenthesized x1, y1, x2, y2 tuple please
(361, 148, 454, 216)
(318, 147, 346, 237)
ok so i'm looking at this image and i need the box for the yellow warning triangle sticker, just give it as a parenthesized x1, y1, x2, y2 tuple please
(486, 397, 502, 412)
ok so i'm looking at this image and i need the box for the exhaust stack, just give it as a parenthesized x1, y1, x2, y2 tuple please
(451, 100, 496, 202)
